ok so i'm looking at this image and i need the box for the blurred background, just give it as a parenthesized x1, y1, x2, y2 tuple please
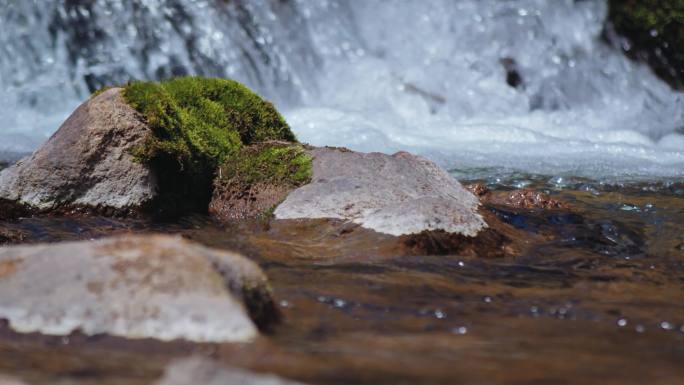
(1, 0, 682, 179)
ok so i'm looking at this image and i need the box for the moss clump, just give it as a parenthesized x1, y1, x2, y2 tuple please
(121, 76, 297, 216)
(218, 142, 312, 188)
(607, 0, 684, 89)
(210, 141, 312, 220)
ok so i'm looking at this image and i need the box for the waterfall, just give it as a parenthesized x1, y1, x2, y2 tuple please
(1, 0, 683, 178)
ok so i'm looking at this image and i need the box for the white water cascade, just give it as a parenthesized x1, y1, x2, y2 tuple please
(1, 0, 683, 179)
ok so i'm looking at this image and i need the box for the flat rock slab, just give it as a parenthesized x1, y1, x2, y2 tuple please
(0, 88, 156, 213)
(0, 235, 275, 343)
(274, 148, 487, 236)
(155, 358, 308, 385)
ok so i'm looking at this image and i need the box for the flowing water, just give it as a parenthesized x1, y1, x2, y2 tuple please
(0, 180, 683, 384)
(1, 1, 684, 384)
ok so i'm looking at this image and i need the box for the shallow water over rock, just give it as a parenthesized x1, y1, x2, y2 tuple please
(0, 180, 682, 384)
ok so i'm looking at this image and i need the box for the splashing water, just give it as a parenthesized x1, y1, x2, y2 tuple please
(0, 0, 682, 179)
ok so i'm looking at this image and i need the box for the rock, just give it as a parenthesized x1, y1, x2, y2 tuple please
(0, 234, 277, 342)
(0, 88, 156, 215)
(210, 141, 312, 220)
(466, 183, 568, 210)
(0, 228, 26, 245)
(0, 375, 27, 385)
(606, 0, 684, 89)
(154, 357, 308, 385)
(274, 147, 487, 237)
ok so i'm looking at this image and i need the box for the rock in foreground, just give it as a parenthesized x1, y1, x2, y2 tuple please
(155, 357, 308, 385)
(0, 235, 277, 342)
(0, 88, 156, 215)
(274, 147, 487, 237)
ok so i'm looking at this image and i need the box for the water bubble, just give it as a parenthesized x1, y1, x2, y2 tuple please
(452, 326, 468, 335)
(317, 295, 328, 303)
(530, 306, 539, 316)
(279, 300, 291, 308)
(457, 261, 465, 267)
(434, 309, 446, 319)
(333, 298, 347, 308)
(620, 204, 639, 212)
(635, 325, 645, 333)
(483, 296, 493, 303)
(617, 318, 628, 327)
(660, 321, 674, 331)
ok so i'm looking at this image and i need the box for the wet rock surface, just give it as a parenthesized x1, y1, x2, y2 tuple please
(466, 183, 568, 209)
(0, 234, 277, 343)
(0, 88, 156, 216)
(155, 357, 308, 385)
(275, 147, 487, 236)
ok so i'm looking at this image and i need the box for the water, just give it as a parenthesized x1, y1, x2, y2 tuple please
(0, 182, 683, 384)
(0, 0, 682, 178)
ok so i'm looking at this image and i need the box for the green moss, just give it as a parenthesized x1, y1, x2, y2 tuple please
(120, 76, 297, 216)
(608, 0, 684, 88)
(218, 141, 312, 191)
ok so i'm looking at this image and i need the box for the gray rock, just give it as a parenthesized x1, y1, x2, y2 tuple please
(0, 234, 276, 343)
(0, 375, 27, 385)
(0, 88, 156, 213)
(274, 148, 487, 236)
(155, 357, 308, 385)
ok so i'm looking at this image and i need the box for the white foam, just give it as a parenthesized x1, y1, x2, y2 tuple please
(0, 0, 682, 179)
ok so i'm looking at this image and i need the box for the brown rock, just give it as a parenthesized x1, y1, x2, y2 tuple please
(466, 184, 567, 210)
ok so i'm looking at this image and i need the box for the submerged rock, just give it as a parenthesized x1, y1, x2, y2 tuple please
(0, 234, 277, 342)
(155, 357, 308, 385)
(274, 147, 487, 237)
(466, 183, 568, 210)
(0, 88, 155, 215)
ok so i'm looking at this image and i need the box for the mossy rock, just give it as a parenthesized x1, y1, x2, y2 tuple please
(209, 141, 312, 221)
(119, 76, 299, 216)
(607, 0, 684, 89)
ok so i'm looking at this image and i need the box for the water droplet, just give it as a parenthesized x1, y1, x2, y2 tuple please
(317, 296, 328, 303)
(635, 325, 645, 333)
(434, 309, 446, 319)
(279, 300, 291, 308)
(457, 261, 465, 267)
(452, 326, 468, 335)
(483, 296, 492, 303)
(617, 318, 628, 327)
